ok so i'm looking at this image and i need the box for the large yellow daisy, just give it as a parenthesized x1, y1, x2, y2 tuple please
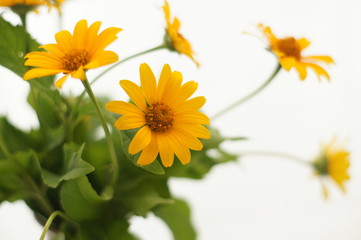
(312, 139, 350, 198)
(259, 24, 334, 81)
(23, 19, 122, 88)
(162, 0, 199, 67)
(106, 63, 210, 167)
(0, 0, 48, 7)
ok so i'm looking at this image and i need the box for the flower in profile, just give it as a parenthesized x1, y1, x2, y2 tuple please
(259, 24, 334, 81)
(106, 63, 210, 167)
(0, 0, 48, 7)
(23, 19, 122, 88)
(312, 139, 350, 198)
(162, 0, 199, 67)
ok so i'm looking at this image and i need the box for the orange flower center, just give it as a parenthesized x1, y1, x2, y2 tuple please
(145, 103, 174, 133)
(276, 37, 301, 59)
(63, 49, 90, 71)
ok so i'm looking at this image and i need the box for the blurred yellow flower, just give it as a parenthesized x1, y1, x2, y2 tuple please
(0, 0, 48, 7)
(259, 24, 334, 81)
(106, 63, 210, 167)
(162, 0, 199, 67)
(23, 19, 122, 88)
(312, 139, 350, 198)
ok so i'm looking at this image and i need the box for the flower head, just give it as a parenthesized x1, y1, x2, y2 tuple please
(106, 63, 210, 167)
(312, 139, 350, 198)
(0, 0, 48, 7)
(259, 24, 334, 81)
(23, 19, 122, 88)
(162, 0, 199, 67)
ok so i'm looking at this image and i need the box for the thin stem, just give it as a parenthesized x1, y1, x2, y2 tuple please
(82, 77, 119, 185)
(212, 64, 282, 120)
(239, 150, 311, 167)
(39, 210, 69, 240)
(90, 44, 166, 86)
(19, 13, 27, 29)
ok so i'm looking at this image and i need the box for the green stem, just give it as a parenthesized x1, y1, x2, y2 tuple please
(90, 44, 166, 86)
(39, 210, 68, 240)
(239, 150, 311, 167)
(212, 64, 282, 120)
(19, 13, 27, 29)
(82, 77, 119, 185)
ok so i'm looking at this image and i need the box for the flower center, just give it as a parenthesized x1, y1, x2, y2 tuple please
(63, 49, 90, 71)
(145, 103, 174, 133)
(276, 37, 301, 59)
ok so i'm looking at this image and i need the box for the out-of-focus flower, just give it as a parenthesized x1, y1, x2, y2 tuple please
(312, 139, 350, 198)
(23, 19, 122, 88)
(259, 24, 334, 81)
(0, 0, 47, 7)
(106, 63, 210, 167)
(162, 0, 199, 67)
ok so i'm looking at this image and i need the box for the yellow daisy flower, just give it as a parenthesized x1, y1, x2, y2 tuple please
(162, 0, 199, 67)
(312, 139, 350, 198)
(0, 0, 48, 7)
(106, 63, 210, 167)
(259, 24, 334, 81)
(23, 19, 122, 88)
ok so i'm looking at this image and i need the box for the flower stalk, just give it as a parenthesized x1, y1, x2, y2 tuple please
(212, 63, 282, 120)
(82, 77, 119, 185)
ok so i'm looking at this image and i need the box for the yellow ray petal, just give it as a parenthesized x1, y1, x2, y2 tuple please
(40, 44, 65, 57)
(304, 62, 331, 81)
(55, 30, 74, 53)
(25, 52, 63, 69)
(86, 21, 102, 52)
(303, 55, 334, 64)
(114, 115, 146, 130)
(86, 51, 119, 69)
(106, 101, 144, 116)
(156, 64, 172, 101)
(73, 19, 88, 49)
(294, 62, 307, 80)
(23, 68, 62, 80)
(160, 71, 183, 103)
(91, 27, 122, 55)
(167, 133, 191, 165)
(174, 111, 210, 125)
(55, 74, 69, 88)
(171, 129, 203, 151)
(129, 126, 152, 154)
(174, 96, 206, 114)
(140, 63, 157, 104)
(175, 124, 211, 139)
(157, 134, 174, 167)
(119, 80, 147, 111)
(297, 38, 310, 50)
(279, 57, 297, 71)
(71, 65, 86, 80)
(137, 138, 159, 166)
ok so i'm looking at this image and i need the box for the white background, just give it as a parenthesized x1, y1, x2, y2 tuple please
(0, 0, 360, 239)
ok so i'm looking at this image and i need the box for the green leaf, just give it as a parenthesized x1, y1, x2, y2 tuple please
(60, 175, 108, 221)
(116, 177, 173, 217)
(0, 15, 40, 77)
(42, 143, 95, 188)
(121, 129, 165, 175)
(153, 198, 196, 240)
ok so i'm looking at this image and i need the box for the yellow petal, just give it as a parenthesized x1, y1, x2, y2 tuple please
(171, 81, 198, 107)
(114, 115, 146, 130)
(71, 66, 86, 80)
(157, 134, 174, 167)
(174, 96, 206, 114)
(175, 124, 211, 139)
(55, 74, 69, 88)
(279, 57, 297, 71)
(86, 51, 119, 69)
(91, 27, 122, 55)
(55, 30, 74, 53)
(171, 129, 203, 151)
(137, 138, 159, 166)
(294, 62, 307, 80)
(160, 71, 182, 103)
(23, 68, 61, 80)
(167, 134, 191, 165)
(106, 101, 144, 116)
(119, 80, 147, 111)
(156, 64, 172, 101)
(297, 38, 310, 50)
(40, 44, 64, 57)
(174, 111, 210, 125)
(24, 52, 63, 68)
(303, 55, 334, 64)
(73, 19, 88, 49)
(140, 63, 157, 104)
(304, 62, 331, 81)
(128, 126, 152, 154)
(86, 21, 102, 52)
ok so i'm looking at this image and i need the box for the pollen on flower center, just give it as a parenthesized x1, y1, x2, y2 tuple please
(63, 49, 90, 71)
(276, 37, 301, 59)
(145, 103, 174, 133)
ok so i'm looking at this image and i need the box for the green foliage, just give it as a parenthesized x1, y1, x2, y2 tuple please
(153, 198, 196, 240)
(0, 15, 39, 77)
